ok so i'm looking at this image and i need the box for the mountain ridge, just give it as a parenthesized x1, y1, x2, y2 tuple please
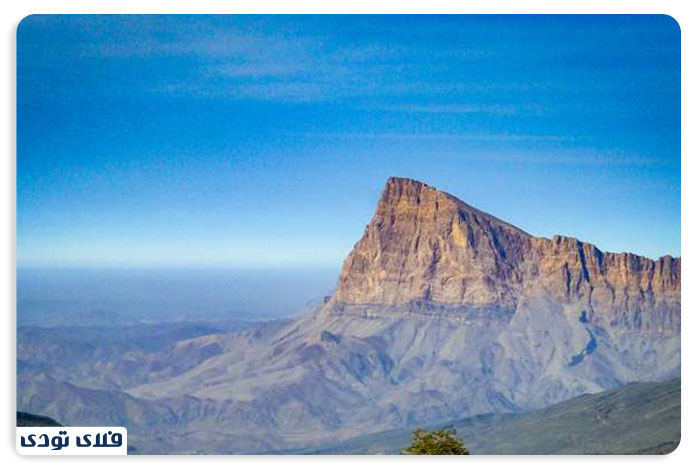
(289, 378, 680, 455)
(330, 177, 679, 336)
(376, 177, 678, 260)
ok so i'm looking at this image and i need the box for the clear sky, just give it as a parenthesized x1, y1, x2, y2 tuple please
(17, 15, 680, 268)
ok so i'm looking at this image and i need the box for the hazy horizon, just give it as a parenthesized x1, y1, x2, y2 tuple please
(18, 15, 680, 268)
(18, 267, 339, 324)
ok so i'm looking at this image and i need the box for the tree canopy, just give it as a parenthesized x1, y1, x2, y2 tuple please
(401, 428, 470, 455)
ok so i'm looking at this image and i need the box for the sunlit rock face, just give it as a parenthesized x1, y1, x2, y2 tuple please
(334, 177, 532, 307)
(332, 177, 680, 336)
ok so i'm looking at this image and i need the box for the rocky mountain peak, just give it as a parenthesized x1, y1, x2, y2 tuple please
(379, 177, 530, 237)
(331, 177, 680, 334)
(333, 177, 532, 308)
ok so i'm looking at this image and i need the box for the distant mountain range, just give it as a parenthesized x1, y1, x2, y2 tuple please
(17, 177, 680, 454)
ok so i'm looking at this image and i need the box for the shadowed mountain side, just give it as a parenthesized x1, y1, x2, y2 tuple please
(291, 378, 680, 455)
(17, 411, 62, 427)
(123, 295, 678, 452)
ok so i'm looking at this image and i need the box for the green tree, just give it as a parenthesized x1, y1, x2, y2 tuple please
(401, 428, 470, 455)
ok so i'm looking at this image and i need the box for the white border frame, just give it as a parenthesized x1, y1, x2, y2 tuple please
(2, 2, 690, 467)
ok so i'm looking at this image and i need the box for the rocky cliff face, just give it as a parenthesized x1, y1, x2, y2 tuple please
(333, 177, 680, 334)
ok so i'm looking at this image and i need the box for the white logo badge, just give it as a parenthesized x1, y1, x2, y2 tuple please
(17, 427, 127, 455)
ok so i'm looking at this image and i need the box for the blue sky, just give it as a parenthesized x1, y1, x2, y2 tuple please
(17, 15, 680, 267)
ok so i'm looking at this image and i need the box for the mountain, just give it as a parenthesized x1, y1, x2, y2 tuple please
(293, 378, 680, 455)
(17, 320, 264, 390)
(333, 177, 679, 330)
(17, 177, 680, 454)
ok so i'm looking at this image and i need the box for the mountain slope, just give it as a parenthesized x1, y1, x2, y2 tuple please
(17, 411, 62, 427)
(294, 378, 680, 455)
(17, 320, 271, 391)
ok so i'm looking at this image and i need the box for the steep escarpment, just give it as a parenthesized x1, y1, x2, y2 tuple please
(334, 177, 532, 308)
(332, 177, 680, 334)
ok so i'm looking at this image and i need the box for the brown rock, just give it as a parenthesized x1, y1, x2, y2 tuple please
(332, 177, 680, 333)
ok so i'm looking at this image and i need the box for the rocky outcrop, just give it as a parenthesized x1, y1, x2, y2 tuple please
(334, 177, 531, 307)
(332, 177, 680, 334)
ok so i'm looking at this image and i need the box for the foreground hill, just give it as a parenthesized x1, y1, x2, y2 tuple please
(17, 411, 62, 427)
(296, 378, 680, 455)
(18, 178, 681, 453)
